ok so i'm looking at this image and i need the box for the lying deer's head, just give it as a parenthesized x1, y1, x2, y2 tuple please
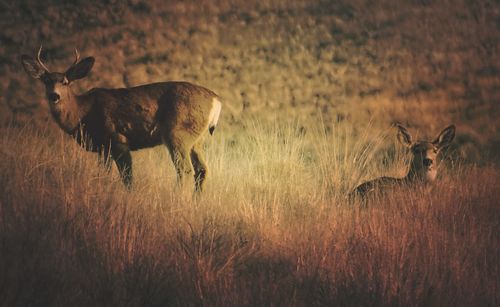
(396, 124, 456, 182)
(21, 46, 94, 108)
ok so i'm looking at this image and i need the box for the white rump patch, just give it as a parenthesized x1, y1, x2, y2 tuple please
(208, 97, 222, 130)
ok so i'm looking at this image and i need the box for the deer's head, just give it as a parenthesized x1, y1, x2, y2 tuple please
(21, 46, 94, 111)
(396, 124, 456, 182)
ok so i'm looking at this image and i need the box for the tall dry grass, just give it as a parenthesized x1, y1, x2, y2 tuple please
(0, 120, 498, 306)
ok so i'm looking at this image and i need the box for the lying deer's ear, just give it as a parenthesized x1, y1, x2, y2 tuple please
(433, 125, 456, 149)
(21, 55, 46, 79)
(66, 57, 95, 82)
(396, 124, 412, 147)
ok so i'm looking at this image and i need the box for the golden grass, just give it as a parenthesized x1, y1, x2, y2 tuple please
(0, 121, 498, 306)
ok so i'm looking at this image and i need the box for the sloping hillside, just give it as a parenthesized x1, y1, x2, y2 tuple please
(1, 0, 499, 160)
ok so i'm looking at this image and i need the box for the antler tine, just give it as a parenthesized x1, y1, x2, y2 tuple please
(36, 44, 50, 72)
(71, 48, 80, 67)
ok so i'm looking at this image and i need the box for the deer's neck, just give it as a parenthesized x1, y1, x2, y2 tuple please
(51, 89, 92, 134)
(404, 167, 419, 182)
(404, 165, 435, 183)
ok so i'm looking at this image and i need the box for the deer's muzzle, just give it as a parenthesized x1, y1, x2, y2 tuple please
(48, 93, 60, 103)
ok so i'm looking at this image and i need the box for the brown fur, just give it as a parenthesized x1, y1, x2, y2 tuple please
(21, 47, 221, 191)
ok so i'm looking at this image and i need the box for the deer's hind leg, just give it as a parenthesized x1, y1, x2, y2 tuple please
(164, 136, 195, 189)
(190, 141, 208, 192)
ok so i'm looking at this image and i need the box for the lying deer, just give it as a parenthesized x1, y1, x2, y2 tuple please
(353, 124, 456, 198)
(21, 46, 222, 191)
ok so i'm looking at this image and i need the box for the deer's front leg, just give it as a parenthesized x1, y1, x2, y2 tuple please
(98, 143, 112, 172)
(111, 142, 132, 188)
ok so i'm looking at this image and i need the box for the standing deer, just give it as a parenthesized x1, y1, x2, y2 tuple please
(21, 46, 222, 191)
(353, 124, 456, 198)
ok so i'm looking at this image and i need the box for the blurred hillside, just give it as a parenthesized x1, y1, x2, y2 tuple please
(0, 0, 499, 160)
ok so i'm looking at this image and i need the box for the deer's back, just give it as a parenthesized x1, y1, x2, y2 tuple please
(354, 176, 404, 197)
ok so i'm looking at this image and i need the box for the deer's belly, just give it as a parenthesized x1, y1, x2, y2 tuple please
(128, 135, 163, 150)
(119, 122, 163, 151)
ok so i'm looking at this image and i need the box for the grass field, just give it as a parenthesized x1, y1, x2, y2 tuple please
(0, 0, 499, 306)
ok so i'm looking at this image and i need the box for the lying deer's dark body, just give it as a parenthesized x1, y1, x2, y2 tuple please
(22, 47, 222, 191)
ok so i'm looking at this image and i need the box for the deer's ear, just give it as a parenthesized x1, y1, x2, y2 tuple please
(433, 125, 455, 149)
(66, 57, 94, 82)
(396, 124, 412, 147)
(21, 55, 46, 79)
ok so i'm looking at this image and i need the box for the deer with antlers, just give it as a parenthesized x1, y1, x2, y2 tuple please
(21, 46, 222, 192)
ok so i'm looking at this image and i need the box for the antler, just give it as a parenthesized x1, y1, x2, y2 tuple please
(36, 45, 50, 72)
(70, 48, 80, 67)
